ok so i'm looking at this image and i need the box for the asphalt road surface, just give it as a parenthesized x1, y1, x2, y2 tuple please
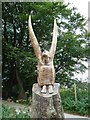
(64, 113, 89, 119)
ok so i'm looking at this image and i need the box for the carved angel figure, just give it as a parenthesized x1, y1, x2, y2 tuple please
(28, 16, 58, 94)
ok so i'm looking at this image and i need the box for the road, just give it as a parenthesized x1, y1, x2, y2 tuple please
(64, 113, 89, 119)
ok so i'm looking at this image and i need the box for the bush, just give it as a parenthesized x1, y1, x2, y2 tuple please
(60, 88, 89, 116)
(75, 98, 88, 115)
(2, 104, 30, 118)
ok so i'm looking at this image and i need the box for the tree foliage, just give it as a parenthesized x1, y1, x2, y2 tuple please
(2, 2, 88, 99)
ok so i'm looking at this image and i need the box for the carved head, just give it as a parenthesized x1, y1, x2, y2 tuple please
(41, 50, 51, 64)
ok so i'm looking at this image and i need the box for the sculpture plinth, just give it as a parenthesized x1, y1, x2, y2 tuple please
(30, 83, 64, 119)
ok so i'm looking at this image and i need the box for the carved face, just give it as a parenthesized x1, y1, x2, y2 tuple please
(41, 50, 50, 65)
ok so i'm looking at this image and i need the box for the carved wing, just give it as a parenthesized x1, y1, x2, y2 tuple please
(49, 19, 58, 59)
(28, 15, 41, 60)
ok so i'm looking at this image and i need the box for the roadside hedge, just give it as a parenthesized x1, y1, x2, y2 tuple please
(60, 87, 89, 116)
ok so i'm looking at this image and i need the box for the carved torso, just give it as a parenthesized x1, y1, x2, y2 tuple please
(37, 58, 55, 86)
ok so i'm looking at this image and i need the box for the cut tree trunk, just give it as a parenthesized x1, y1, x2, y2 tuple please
(30, 83, 64, 119)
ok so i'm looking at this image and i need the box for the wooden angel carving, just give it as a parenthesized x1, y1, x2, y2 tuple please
(28, 15, 58, 94)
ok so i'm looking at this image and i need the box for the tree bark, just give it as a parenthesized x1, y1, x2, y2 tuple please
(30, 83, 64, 119)
(15, 62, 26, 99)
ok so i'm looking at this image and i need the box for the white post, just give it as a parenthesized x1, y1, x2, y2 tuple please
(74, 83, 77, 102)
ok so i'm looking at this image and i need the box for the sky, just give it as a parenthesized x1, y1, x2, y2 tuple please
(64, 0, 90, 82)
(64, 0, 89, 18)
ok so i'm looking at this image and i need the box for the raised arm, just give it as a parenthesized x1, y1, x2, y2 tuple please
(28, 15, 41, 60)
(49, 19, 58, 59)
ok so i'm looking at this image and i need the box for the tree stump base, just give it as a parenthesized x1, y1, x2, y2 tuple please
(30, 83, 64, 119)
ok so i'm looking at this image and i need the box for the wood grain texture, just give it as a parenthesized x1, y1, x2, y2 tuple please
(28, 16, 58, 86)
(30, 83, 64, 119)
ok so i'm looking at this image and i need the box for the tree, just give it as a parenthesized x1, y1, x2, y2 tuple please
(2, 2, 88, 99)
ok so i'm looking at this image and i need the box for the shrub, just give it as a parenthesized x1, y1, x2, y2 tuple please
(60, 88, 89, 116)
(2, 104, 30, 118)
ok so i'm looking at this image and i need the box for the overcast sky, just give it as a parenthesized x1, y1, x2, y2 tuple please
(64, 0, 89, 18)
(64, 0, 89, 82)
